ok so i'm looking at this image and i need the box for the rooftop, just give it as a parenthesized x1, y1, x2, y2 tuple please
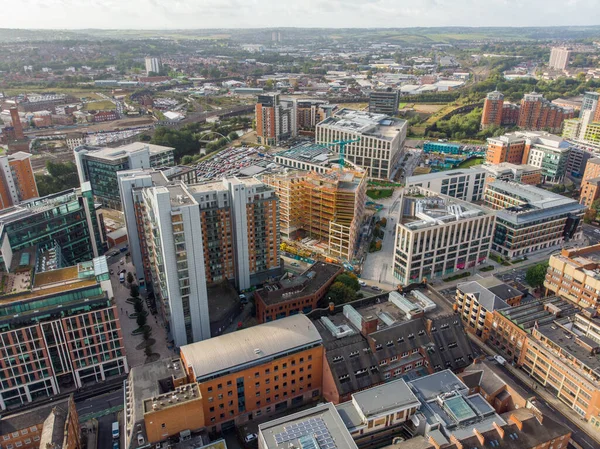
(180, 314, 322, 381)
(257, 262, 343, 306)
(482, 162, 542, 175)
(400, 188, 491, 231)
(351, 378, 419, 417)
(406, 167, 486, 184)
(79, 142, 174, 161)
(0, 396, 71, 436)
(318, 108, 406, 140)
(259, 403, 358, 449)
(498, 296, 579, 331)
(457, 278, 521, 312)
(276, 142, 332, 165)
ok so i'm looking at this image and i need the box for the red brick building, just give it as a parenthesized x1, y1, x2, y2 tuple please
(93, 110, 118, 122)
(255, 262, 343, 323)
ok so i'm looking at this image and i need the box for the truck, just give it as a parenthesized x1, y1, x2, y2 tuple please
(112, 422, 120, 439)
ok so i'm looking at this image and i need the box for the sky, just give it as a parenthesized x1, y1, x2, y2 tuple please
(2, 0, 600, 29)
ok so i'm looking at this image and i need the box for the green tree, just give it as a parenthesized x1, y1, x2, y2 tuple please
(144, 345, 153, 357)
(327, 282, 357, 305)
(335, 273, 360, 292)
(133, 300, 144, 315)
(130, 284, 139, 298)
(181, 155, 194, 165)
(35, 161, 80, 197)
(126, 272, 134, 285)
(136, 312, 147, 328)
(525, 262, 549, 289)
(142, 327, 151, 341)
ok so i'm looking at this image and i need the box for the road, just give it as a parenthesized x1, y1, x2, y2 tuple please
(581, 223, 600, 246)
(77, 389, 124, 449)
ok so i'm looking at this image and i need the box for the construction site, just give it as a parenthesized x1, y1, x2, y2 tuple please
(262, 165, 367, 262)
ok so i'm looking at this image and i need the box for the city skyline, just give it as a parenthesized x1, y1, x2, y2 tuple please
(3, 0, 600, 29)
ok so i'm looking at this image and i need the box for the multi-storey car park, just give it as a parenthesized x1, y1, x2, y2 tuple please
(392, 187, 495, 285)
(315, 109, 407, 180)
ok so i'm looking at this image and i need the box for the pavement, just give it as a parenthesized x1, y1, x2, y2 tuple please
(77, 390, 124, 449)
(108, 255, 175, 368)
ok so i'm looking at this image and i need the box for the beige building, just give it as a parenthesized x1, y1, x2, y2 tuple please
(392, 187, 495, 285)
(549, 47, 571, 70)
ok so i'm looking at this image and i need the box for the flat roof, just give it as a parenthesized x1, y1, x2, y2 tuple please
(409, 370, 467, 401)
(257, 262, 342, 306)
(351, 378, 419, 417)
(82, 142, 174, 161)
(318, 108, 405, 140)
(499, 296, 579, 331)
(259, 403, 358, 449)
(407, 167, 486, 184)
(180, 314, 322, 381)
(276, 142, 332, 165)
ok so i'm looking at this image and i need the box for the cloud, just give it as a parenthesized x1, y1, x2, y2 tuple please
(1, 0, 598, 28)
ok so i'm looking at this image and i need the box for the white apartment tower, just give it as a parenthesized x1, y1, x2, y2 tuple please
(145, 56, 161, 75)
(549, 47, 571, 70)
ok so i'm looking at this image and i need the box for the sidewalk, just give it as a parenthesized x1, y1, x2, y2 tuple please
(468, 335, 600, 445)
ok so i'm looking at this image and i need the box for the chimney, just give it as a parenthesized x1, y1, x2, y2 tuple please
(9, 107, 24, 140)
(361, 315, 378, 336)
(449, 434, 463, 449)
(493, 422, 505, 440)
(473, 429, 485, 446)
(509, 414, 523, 430)
(427, 435, 441, 449)
(425, 318, 433, 336)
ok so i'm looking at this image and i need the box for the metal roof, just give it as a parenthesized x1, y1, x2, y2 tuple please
(181, 314, 322, 380)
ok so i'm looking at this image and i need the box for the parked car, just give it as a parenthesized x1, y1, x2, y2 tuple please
(370, 285, 382, 292)
(291, 262, 300, 267)
(244, 434, 258, 443)
(359, 280, 367, 287)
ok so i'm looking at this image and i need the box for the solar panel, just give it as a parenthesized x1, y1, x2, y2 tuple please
(273, 417, 336, 449)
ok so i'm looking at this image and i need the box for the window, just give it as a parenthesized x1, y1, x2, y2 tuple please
(161, 424, 166, 428)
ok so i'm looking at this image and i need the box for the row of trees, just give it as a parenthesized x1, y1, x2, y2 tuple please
(129, 280, 155, 359)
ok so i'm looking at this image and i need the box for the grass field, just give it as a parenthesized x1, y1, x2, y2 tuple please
(3, 87, 104, 99)
(339, 103, 368, 111)
(83, 100, 116, 111)
(457, 157, 484, 168)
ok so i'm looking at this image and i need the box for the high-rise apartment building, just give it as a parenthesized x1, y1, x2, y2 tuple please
(480, 90, 574, 132)
(295, 100, 337, 134)
(486, 131, 572, 183)
(562, 92, 600, 148)
(144, 57, 161, 75)
(0, 186, 105, 270)
(549, 47, 571, 70)
(316, 109, 407, 179)
(0, 151, 39, 210)
(74, 142, 175, 210)
(480, 90, 504, 129)
(118, 170, 281, 347)
(405, 167, 487, 202)
(518, 92, 575, 132)
(392, 187, 495, 285)
(262, 166, 366, 261)
(0, 253, 127, 409)
(255, 93, 295, 146)
(368, 90, 400, 116)
(484, 181, 584, 259)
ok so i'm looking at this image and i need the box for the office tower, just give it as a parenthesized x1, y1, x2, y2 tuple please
(405, 167, 487, 202)
(0, 151, 39, 210)
(487, 131, 572, 183)
(255, 93, 294, 146)
(368, 89, 400, 116)
(9, 107, 24, 140)
(316, 109, 407, 179)
(549, 47, 571, 70)
(392, 187, 495, 285)
(484, 180, 584, 258)
(480, 90, 504, 129)
(0, 253, 127, 409)
(144, 56, 161, 75)
(0, 187, 105, 270)
(74, 142, 175, 210)
(118, 171, 281, 346)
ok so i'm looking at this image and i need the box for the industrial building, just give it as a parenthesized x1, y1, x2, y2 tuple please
(484, 181, 584, 259)
(316, 109, 407, 179)
(118, 170, 281, 347)
(262, 166, 366, 261)
(74, 142, 175, 210)
(405, 168, 487, 203)
(392, 187, 495, 285)
(0, 253, 127, 409)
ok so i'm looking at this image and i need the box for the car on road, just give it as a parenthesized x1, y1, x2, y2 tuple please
(113, 441, 119, 449)
(291, 262, 300, 267)
(244, 434, 258, 443)
(594, 230, 600, 234)
(359, 280, 367, 287)
(370, 286, 382, 292)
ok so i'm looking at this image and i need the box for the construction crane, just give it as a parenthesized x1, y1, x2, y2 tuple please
(325, 138, 361, 171)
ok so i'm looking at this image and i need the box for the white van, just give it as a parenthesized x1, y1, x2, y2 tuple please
(112, 422, 120, 439)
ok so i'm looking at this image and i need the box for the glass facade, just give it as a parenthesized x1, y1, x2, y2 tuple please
(83, 157, 129, 210)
